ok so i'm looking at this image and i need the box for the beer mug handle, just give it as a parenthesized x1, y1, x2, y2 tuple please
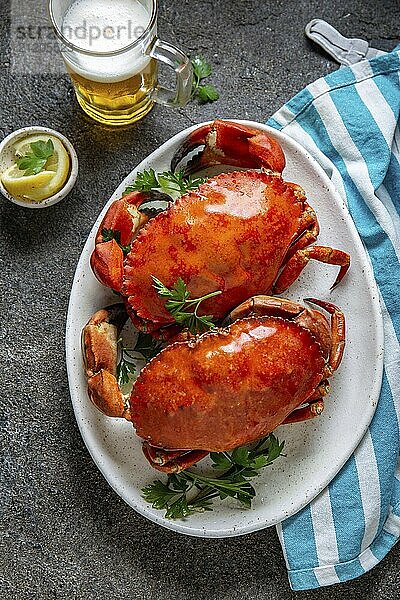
(148, 38, 193, 107)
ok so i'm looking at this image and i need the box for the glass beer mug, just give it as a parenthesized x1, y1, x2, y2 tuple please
(48, 0, 193, 125)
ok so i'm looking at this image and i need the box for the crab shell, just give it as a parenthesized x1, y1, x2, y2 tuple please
(130, 299, 340, 453)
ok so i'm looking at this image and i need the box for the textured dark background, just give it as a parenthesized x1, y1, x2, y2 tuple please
(1, 0, 399, 598)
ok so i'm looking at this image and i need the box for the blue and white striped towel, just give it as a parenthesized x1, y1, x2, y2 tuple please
(267, 47, 400, 590)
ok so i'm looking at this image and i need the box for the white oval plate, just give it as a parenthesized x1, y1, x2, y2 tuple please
(66, 120, 383, 538)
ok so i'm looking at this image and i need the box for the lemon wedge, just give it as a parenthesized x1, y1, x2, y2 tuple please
(1, 134, 71, 202)
(1, 164, 55, 202)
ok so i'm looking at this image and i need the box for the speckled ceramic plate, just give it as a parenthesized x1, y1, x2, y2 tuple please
(66, 120, 383, 538)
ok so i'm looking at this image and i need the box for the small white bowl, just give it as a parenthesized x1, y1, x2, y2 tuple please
(0, 126, 78, 208)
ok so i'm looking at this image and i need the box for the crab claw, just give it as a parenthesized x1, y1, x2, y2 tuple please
(171, 119, 286, 175)
(82, 303, 131, 419)
(91, 239, 124, 293)
(91, 191, 171, 292)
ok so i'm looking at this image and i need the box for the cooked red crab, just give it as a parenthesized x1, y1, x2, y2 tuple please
(82, 295, 345, 473)
(90, 120, 350, 336)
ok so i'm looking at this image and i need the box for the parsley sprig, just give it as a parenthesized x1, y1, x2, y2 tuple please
(142, 434, 285, 519)
(152, 276, 222, 334)
(16, 139, 54, 176)
(124, 168, 206, 201)
(117, 332, 163, 386)
(191, 55, 220, 103)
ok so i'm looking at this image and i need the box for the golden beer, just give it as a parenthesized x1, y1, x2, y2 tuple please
(66, 58, 157, 125)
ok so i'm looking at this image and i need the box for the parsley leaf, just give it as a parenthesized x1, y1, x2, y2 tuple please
(197, 84, 220, 103)
(152, 276, 222, 335)
(124, 168, 206, 201)
(143, 433, 285, 519)
(16, 139, 54, 176)
(190, 55, 220, 104)
(125, 168, 159, 192)
(191, 55, 212, 79)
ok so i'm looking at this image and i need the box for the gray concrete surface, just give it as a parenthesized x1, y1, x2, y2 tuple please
(1, 0, 399, 598)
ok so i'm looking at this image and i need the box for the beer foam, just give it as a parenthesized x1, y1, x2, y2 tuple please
(62, 0, 152, 82)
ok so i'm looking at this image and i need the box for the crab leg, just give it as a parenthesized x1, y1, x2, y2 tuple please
(281, 379, 330, 424)
(281, 400, 325, 424)
(273, 246, 350, 295)
(284, 202, 320, 261)
(142, 443, 208, 474)
(286, 225, 320, 261)
(82, 304, 131, 419)
(306, 298, 346, 374)
(307, 380, 330, 400)
(228, 294, 305, 321)
(171, 119, 286, 175)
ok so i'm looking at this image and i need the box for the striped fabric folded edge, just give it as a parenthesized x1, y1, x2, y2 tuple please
(267, 47, 400, 590)
(277, 497, 400, 590)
